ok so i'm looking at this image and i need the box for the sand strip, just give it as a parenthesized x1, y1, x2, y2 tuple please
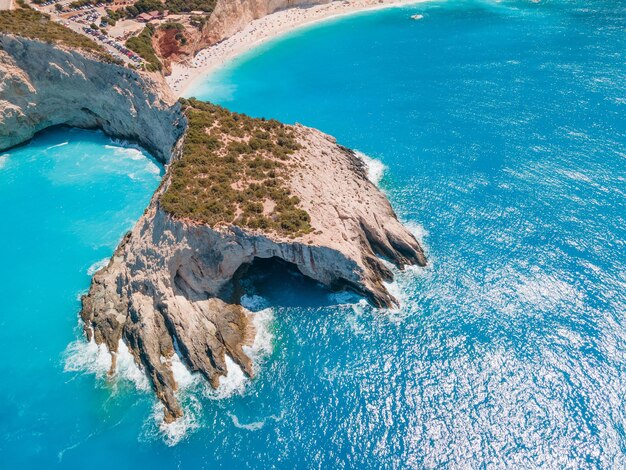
(167, 0, 428, 96)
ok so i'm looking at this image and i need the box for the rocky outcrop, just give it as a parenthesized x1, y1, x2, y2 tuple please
(81, 123, 426, 422)
(203, 0, 333, 45)
(0, 30, 426, 424)
(0, 35, 185, 162)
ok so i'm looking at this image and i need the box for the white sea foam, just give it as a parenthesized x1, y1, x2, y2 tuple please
(46, 142, 69, 150)
(384, 278, 408, 313)
(198, 302, 274, 400)
(65, 334, 201, 447)
(246, 306, 275, 364)
(64, 337, 150, 391)
(205, 356, 248, 399)
(405, 221, 429, 247)
(169, 348, 202, 391)
(67, 296, 275, 445)
(144, 161, 162, 175)
(75, 289, 88, 302)
(345, 299, 370, 334)
(144, 301, 275, 445)
(86, 257, 109, 276)
(355, 150, 387, 185)
(108, 145, 148, 162)
(146, 396, 202, 447)
(228, 412, 265, 431)
(64, 337, 112, 378)
(116, 341, 151, 391)
(104, 144, 161, 180)
(0, 154, 9, 169)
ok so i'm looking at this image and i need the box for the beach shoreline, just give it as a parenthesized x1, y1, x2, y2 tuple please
(167, 0, 428, 97)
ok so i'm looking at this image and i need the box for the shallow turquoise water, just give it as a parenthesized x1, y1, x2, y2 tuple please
(2, 0, 626, 467)
(0, 128, 165, 467)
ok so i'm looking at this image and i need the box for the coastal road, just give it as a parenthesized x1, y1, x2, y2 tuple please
(0, 0, 13, 10)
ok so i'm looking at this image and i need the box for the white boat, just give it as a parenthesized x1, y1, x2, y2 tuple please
(411, 14, 424, 20)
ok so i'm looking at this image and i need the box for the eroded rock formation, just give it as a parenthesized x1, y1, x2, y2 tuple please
(0, 28, 425, 424)
(0, 35, 185, 161)
(81, 123, 425, 422)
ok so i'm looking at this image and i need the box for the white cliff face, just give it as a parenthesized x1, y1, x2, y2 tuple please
(203, 0, 333, 44)
(0, 35, 186, 162)
(0, 31, 426, 424)
(81, 123, 426, 422)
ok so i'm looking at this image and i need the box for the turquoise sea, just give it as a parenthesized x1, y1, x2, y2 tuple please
(2, 0, 626, 467)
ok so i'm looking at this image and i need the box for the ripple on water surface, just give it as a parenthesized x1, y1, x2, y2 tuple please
(186, 0, 626, 466)
(2, 0, 626, 467)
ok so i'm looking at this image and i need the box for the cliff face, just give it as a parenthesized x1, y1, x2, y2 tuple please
(81, 122, 426, 422)
(202, 0, 332, 44)
(0, 35, 186, 162)
(0, 29, 426, 425)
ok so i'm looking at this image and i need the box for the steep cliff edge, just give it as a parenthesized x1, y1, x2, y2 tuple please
(0, 30, 426, 424)
(203, 0, 333, 45)
(0, 35, 185, 162)
(81, 100, 426, 422)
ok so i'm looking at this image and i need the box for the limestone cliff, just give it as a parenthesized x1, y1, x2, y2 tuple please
(0, 31, 426, 424)
(81, 119, 426, 422)
(0, 35, 185, 162)
(203, 0, 332, 45)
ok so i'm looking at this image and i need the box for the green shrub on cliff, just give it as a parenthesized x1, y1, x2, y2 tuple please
(125, 0, 163, 17)
(165, 0, 216, 14)
(125, 25, 162, 72)
(160, 99, 312, 236)
(0, 6, 113, 61)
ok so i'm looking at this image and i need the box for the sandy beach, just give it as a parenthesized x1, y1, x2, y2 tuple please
(167, 0, 428, 96)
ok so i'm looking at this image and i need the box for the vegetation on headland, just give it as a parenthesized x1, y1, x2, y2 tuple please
(125, 25, 162, 71)
(125, 0, 163, 17)
(164, 0, 216, 14)
(160, 99, 312, 236)
(102, 0, 215, 21)
(0, 2, 115, 62)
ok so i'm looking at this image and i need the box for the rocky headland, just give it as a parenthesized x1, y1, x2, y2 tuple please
(0, 3, 426, 423)
(0, 34, 185, 161)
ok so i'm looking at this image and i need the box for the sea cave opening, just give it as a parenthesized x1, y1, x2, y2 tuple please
(234, 256, 363, 309)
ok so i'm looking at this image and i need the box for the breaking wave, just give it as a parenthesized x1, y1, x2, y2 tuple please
(144, 396, 202, 447)
(104, 143, 162, 179)
(86, 258, 109, 276)
(145, 297, 275, 444)
(64, 337, 111, 379)
(355, 150, 387, 186)
(63, 337, 150, 391)
(0, 154, 9, 169)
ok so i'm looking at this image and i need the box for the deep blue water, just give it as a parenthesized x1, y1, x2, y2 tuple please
(2, 0, 626, 467)
(188, 1, 626, 465)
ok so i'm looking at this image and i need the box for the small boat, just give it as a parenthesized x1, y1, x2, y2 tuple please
(411, 14, 424, 20)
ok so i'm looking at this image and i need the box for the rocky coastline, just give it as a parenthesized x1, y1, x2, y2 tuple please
(0, 35, 185, 162)
(0, 9, 426, 423)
